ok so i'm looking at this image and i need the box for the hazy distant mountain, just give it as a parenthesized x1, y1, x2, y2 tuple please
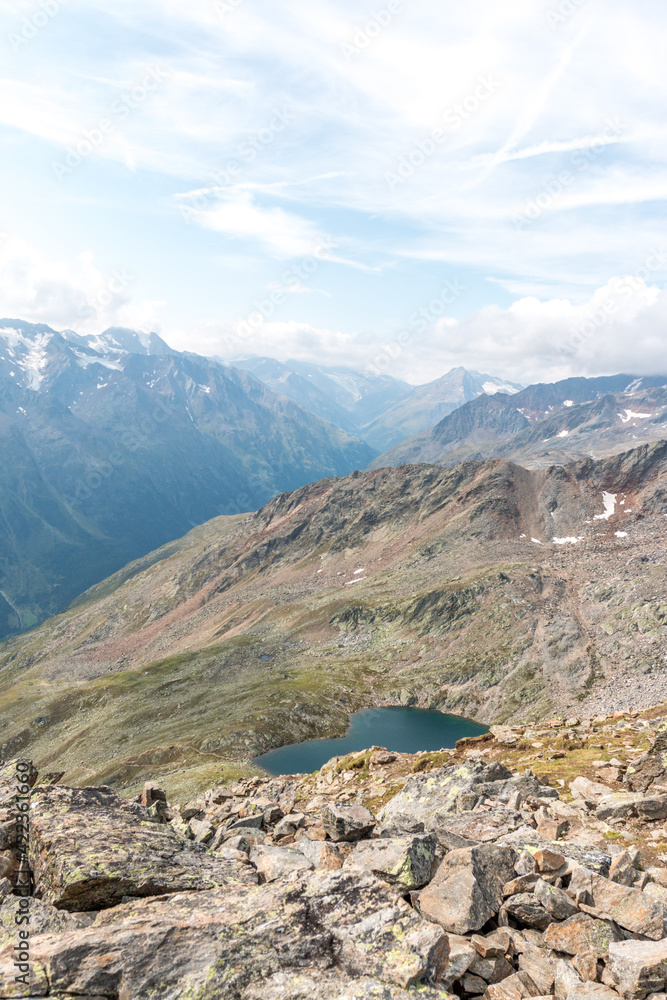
(232, 358, 522, 450)
(359, 366, 523, 451)
(371, 373, 667, 470)
(0, 320, 375, 639)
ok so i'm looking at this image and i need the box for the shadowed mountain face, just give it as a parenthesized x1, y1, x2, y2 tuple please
(370, 374, 667, 470)
(233, 358, 522, 451)
(0, 320, 375, 638)
(1, 441, 666, 796)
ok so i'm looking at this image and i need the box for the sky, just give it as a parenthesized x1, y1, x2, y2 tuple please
(0, 0, 666, 385)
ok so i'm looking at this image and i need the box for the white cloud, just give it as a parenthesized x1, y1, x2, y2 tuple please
(0, 236, 163, 333)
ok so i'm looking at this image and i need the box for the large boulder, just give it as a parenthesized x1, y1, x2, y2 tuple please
(344, 835, 437, 892)
(323, 804, 376, 842)
(28, 784, 257, 911)
(249, 844, 314, 882)
(625, 726, 667, 793)
(417, 844, 516, 934)
(241, 969, 449, 998)
(378, 760, 537, 839)
(0, 871, 450, 996)
(544, 913, 623, 957)
(607, 938, 667, 999)
(569, 864, 665, 940)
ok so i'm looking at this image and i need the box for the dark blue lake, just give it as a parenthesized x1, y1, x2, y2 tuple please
(254, 706, 488, 775)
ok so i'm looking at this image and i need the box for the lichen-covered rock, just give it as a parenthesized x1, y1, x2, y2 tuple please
(535, 879, 579, 921)
(543, 913, 622, 958)
(28, 784, 257, 911)
(0, 871, 450, 997)
(378, 760, 527, 838)
(625, 727, 667, 793)
(417, 845, 516, 934)
(607, 938, 667, 999)
(569, 864, 665, 940)
(241, 969, 450, 999)
(344, 835, 437, 891)
(505, 893, 553, 930)
(297, 837, 344, 870)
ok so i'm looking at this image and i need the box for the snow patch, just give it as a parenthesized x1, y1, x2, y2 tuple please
(563, 400, 574, 407)
(557, 430, 569, 438)
(619, 409, 651, 423)
(531, 538, 542, 545)
(553, 536, 583, 545)
(345, 577, 366, 585)
(483, 381, 520, 395)
(353, 568, 366, 575)
(615, 531, 628, 538)
(594, 492, 617, 521)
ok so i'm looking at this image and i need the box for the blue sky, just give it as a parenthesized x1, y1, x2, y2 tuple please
(0, 0, 666, 384)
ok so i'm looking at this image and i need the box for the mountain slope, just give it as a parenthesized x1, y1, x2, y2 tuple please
(0, 320, 375, 638)
(1, 441, 667, 795)
(371, 374, 667, 470)
(233, 358, 522, 451)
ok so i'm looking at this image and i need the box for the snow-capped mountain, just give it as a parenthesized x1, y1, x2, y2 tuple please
(0, 320, 374, 640)
(232, 359, 523, 451)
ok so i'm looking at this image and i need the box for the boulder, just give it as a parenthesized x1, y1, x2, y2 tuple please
(344, 835, 437, 892)
(241, 969, 450, 998)
(188, 816, 215, 844)
(543, 914, 622, 957)
(443, 933, 478, 987)
(0, 871, 450, 995)
(519, 944, 557, 995)
(417, 845, 516, 934)
(0, 896, 86, 951)
(28, 784, 257, 911)
(625, 727, 667, 793)
(569, 865, 665, 940)
(323, 804, 376, 842)
(297, 838, 344, 870)
(535, 879, 579, 920)
(274, 813, 306, 838)
(565, 986, 620, 1000)
(505, 893, 553, 930)
(597, 793, 667, 824)
(378, 760, 520, 837)
(572, 952, 600, 982)
(555, 957, 585, 999)
(486, 971, 542, 1000)
(607, 938, 667, 999)
(571, 778, 615, 804)
(250, 844, 314, 881)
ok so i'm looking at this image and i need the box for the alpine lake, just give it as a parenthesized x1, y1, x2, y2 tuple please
(254, 706, 488, 775)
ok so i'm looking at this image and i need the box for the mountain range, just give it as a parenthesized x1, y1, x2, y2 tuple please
(234, 357, 522, 451)
(0, 319, 373, 638)
(372, 374, 667, 470)
(2, 438, 666, 796)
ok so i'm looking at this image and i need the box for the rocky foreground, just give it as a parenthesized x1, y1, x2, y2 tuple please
(4, 710, 667, 997)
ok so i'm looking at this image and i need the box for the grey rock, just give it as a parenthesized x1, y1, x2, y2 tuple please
(544, 913, 622, 957)
(28, 783, 257, 911)
(249, 844, 314, 881)
(607, 938, 667, 999)
(323, 803, 376, 842)
(344, 835, 437, 892)
(535, 878, 580, 920)
(505, 893, 554, 930)
(0, 871, 450, 995)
